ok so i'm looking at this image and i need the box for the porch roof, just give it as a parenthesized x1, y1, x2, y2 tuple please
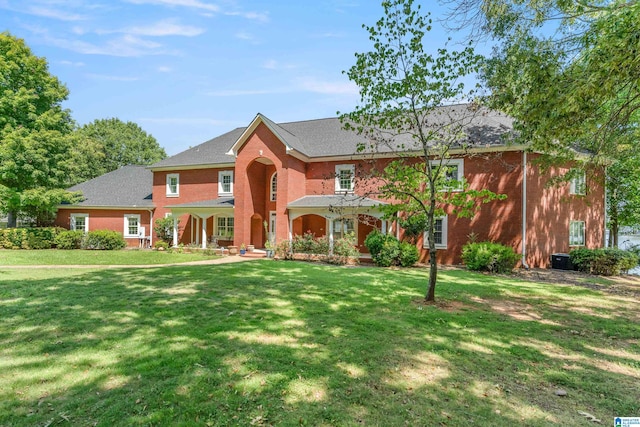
(166, 198, 234, 217)
(287, 195, 386, 220)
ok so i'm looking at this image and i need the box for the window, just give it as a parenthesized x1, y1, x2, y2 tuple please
(217, 216, 234, 239)
(218, 171, 234, 195)
(570, 170, 586, 195)
(166, 173, 179, 196)
(332, 218, 355, 240)
(335, 164, 355, 193)
(569, 220, 585, 246)
(429, 159, 464, 191)
(270, 172, 277, 201)
(124, 214, 141, 238)
(70, 213, 89, 232)
(423, 216, 448, 249)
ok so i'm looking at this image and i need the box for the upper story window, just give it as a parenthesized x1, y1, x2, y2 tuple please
(423, 216, 448, 249)
(218, 171, 234, 196)
(429, 159, 464, 192)
(335, 164, 355, 193)
(270, 172, 277, 201)
(166, 173, 179, 197)
(70, 213, 89, 232)
(569, 169, 586, 195)
(569, 220, 585, 246)
(124, 214, 141, 238)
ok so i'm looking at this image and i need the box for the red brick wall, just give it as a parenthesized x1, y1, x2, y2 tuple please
(525, 155, 605, 267)
(55, 208, 152, 248)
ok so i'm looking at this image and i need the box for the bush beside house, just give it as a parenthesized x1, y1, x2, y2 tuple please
(461, 242, 518, 274)
(364, 230, 419, 267)
(0, 227, 63, 249)
(570, 248, 639, 275)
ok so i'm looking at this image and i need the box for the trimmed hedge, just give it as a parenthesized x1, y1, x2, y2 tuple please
(0, 227, 63, 249)
(83, 230, 126, 250)
(54, 230, 85, 250)
(462, 241, 518, 274)
(364, 230, 419, 267)
(570, 248, 639, 276)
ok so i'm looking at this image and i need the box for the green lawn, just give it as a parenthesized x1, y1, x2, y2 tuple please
(0, 262, 637, 426)
(0, 249, 220, 265)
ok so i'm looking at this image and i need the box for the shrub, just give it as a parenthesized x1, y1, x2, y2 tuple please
(291, 231, 329, 255)
(154, 215, 179, 243)
(154, 240, 169, 250)
(569, 248, 639, 276)
(332, 232, 360, 259)
(364, 230, 419, 267)
(83, 230, 126, 250)
(54, 230, 85, 249)
(0, 227, 62, 249)
(399, 241, 420, 267)
(275, 240, 293, 260)
(462, 242, 518, 274)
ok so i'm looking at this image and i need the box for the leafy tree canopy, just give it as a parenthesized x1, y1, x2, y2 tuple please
(70, 118, 166, 184)
(0, 32, 75, 226)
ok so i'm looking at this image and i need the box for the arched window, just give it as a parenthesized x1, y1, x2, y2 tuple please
(270, 172, 277, 201)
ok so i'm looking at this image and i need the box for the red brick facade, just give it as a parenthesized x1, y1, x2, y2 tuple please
(56, 117, 605, 267)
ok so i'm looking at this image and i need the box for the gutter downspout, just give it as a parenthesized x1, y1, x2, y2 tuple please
(522, 151, 530, 269)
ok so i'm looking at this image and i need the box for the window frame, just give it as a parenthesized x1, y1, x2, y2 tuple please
(335, 164, 355, 193)
(218, 171, 234, 196)
(270, 172, 277, 202)
(423, 216, 448, 249)
(569, 169, 586, 195)
(429, 158, 464, 192)
(166, 173, 179, 197)
(70, 213, 89, 233)
(569, 220, 585, 246)
(124, 214, 141, 238)
(216, 216, 235, 240)
(330, 217, 356, 240)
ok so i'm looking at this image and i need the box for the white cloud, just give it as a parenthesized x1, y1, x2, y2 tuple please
(97, 19, 205, 37)
(224, 10, 269, 23)
(59, 60, 85, 67)
(27, 5, 86, 21)
(157, 66, 172, 73)
(262, 59, 298, 70)
(124, 0, 219, 12)
(234, 31, 255, 41)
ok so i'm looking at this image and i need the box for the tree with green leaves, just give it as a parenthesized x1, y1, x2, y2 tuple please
(444, 0, 640, 243)
(341, 0, 505, 302)
(0, 32, 75, 227)
(70, 118, 166, 183)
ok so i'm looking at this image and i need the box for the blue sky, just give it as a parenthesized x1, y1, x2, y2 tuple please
(1, 0, 465, 155)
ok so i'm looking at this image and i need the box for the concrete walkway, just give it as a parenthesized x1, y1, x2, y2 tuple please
(1, 255, 265, 269)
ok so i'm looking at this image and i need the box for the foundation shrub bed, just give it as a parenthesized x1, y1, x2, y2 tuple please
(364, 230, 419, 267)
(83, 230, 126, 250)
(54, 230, 85, 249)
(570, 248, 639, 275)
(0, 227, 63, 249)
(462, 242, 518, 274)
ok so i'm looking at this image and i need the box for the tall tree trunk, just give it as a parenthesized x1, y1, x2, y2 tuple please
(7, 211, 17, 228)
(609, 201, 619, 248)
(426, 248, 437, 301)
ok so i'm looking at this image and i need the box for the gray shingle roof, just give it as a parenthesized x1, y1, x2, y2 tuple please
(287, 195, 386, 209)
(166, 198, 234, 209)
(150, 105, 515, 169)
(65, 166, 153, 208)
(149, 127, 244, 169)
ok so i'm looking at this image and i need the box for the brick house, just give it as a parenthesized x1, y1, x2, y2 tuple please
(56, 106, 605, 267)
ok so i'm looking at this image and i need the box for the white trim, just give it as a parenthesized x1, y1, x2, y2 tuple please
(124, 214, 141, 238)
(569, 220, 586, 246)
(166, 173, 179, 197)
(218, 171, 234, 196)
(423, 216, 448, 249)
(429, 158, 464, 192)
(270, 172, 277, 202)
(70, 213, 89, 232)
(335, 164, 355, 193)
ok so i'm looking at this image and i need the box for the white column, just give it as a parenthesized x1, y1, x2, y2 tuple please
(201, 217, 207, 249)
(288, 216, 293, 250)
(328, 218, 334, 255)
(381, 219, 387, 235)
(172, 216, 178, 247)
